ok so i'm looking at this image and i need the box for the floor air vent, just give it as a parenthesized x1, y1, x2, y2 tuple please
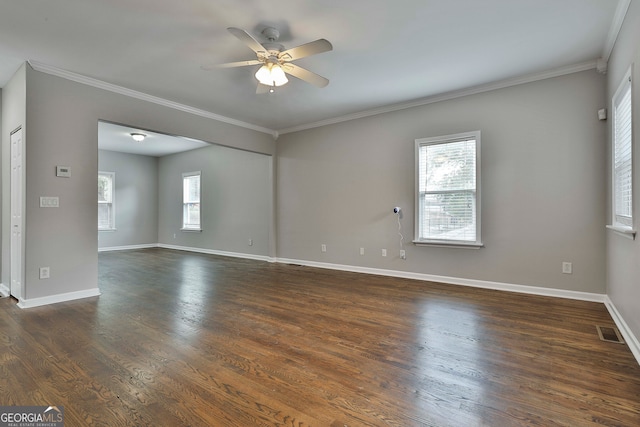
(596, 325, 625, 344)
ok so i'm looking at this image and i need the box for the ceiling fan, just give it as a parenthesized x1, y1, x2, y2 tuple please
(206, 26, 333, 93)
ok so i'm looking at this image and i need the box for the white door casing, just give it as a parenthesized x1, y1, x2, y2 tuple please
(10, 127, 24, 300)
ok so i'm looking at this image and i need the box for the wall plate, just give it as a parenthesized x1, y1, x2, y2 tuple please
(40, 197, 59, 208)
(56, 166, 71, 177)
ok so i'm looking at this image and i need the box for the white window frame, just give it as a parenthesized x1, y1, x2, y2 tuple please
(98, 171, 115, 231)
(414, 131, 482, 248)
(182, 171, 202, 231)
(607, 66, 636, 238)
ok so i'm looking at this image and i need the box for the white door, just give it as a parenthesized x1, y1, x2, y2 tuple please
(10, 127, 24, 300)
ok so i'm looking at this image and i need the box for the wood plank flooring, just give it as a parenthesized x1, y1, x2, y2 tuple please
(1, 248, 639, 426)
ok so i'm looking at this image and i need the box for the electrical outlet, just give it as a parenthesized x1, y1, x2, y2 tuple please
(248, 239, 253, 246)
(562, 262, 572, 274)
(400, 250, 406, 260)
(381, 249, 387, 257)
(39, 267, 50, 279)
(321, 244, 327, 253)
(360, 247, 365, 255)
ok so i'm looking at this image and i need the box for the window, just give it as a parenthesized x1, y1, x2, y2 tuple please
(612, 68, 633, 230)
(98, 172, 115, 230)
(415, 131, 481, 247)
(182, 171, 201, 230)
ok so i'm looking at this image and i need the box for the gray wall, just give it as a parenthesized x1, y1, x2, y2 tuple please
(606, 1, 640, 342)
(1, 64, 26, 290)
(158, 144, 272, 258)
(277, 70, 606, 293)
(7, 64, 274, 301)
(98, 149, 159, 248)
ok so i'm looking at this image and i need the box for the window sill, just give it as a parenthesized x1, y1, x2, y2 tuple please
(606, 225, 636, 240)
(413, 240, 484, 249)
(181, 228, 202, 232)
(98, 228, 116, 232)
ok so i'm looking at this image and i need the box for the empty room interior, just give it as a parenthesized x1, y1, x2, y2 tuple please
(1, 0, 640, 425)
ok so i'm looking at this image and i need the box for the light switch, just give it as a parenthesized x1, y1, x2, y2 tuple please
(40, 196, 59, 208)
(56, 166, 71, 178)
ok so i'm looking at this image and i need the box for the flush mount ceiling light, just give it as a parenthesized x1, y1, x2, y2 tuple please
(130, 133, 146, 142)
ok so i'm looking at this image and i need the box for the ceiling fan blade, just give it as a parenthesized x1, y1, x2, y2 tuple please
(279, 39, 333, 61)
(256, 84, 271, 94)
(283, 64, 329, 88)
(227, 27, 266, 54)
(201, 60, 262, 70)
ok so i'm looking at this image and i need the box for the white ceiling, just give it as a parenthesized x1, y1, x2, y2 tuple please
(0, 0, 626, 136)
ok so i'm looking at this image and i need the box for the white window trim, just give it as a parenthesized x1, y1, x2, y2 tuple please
(608, 65, 636, 239)
(414, 131, 482, 248)
(606, 225, 636, 239)
(181, 171, 202, 231)
(98, 171, 116, 231)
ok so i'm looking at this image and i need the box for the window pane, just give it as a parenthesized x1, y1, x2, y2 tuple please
(423, 140, 476, 192)
(98, 174, 112, 203)
(98, 204, 112, 229)
(184, 203, 200, 227)
(419, 192, 476, 241)
(183, 175, 200, 203)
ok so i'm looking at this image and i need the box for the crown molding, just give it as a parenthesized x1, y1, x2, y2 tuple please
(28, 60, 278, 138)
(277, 60, 598, 135)
(28, 59, 600, 139)
(602, 0, 632, 62)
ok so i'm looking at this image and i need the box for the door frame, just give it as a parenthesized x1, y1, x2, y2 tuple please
(10, 126, 24, 300)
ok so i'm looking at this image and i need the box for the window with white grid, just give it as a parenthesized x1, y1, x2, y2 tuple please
(415, 131, 481, 247)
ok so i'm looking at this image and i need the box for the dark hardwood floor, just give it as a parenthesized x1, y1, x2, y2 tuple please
(1, 248, 639, 426)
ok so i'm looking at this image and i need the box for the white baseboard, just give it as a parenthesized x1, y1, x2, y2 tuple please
(276, 258, 607, 303)
(98, 243, 159, 252)
(158, 243, 276, 263)
(17, 288, 102, 309)
(604, 297, 640, 366)
(0, 283, 9, 297)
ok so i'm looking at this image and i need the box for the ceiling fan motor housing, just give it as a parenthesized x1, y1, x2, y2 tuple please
(261, 27, 280, 42)
(263, 42, 284, 55)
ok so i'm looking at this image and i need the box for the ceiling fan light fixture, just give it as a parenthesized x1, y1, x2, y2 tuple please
(255, 63, 288, 87)
(255, 65, 272, 85)
(271, 64, 288, 86)
(130, 133, 146, 142)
